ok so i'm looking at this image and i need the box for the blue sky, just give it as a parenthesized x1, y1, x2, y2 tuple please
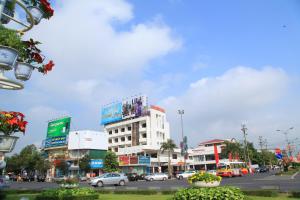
(2, 0, 300, 153)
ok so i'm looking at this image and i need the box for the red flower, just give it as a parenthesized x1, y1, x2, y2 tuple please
(33, 53, 43, 63)
(43, 60, 54, 74)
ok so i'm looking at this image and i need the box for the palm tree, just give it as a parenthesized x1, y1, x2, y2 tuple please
(160, 139, 177, 178)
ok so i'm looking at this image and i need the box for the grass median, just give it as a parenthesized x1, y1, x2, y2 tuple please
(4, 193, 300, 200)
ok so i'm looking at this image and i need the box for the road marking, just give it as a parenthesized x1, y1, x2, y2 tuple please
(291, 172, 299, 180)
(261, 186, 279, 190)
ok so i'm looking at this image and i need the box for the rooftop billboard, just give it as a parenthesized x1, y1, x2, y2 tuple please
(47, 117, 71, 138)
(45, 117, 71, 148)
(101, 95, 148, 125)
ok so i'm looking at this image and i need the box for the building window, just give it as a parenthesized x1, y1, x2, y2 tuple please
(121, 128, 125, 132)
(205, 154, 215, 161)
(188, 156, 193, 160)
(115, 129, 118, 133)
(114, 147, 118, 152)
(127, 136, 131, 141)
(121, 137, 125, 142)
(127, 126, 131, 131)
(108, 148, 112, 151)
(109, 130, 112, 135)
(142, 133, 147, 138)
(114, 138, 118, 143)
(108, 139, 112, 143)
(172, 154, 177, 159)
(150, 153, 157, 158)
(142, 123, 146, 128)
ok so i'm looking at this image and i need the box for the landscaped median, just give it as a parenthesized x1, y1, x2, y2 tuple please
(1, 189, 300, 200)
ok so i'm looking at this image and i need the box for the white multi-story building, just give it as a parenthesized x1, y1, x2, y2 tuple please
(104, 105, 192, 174)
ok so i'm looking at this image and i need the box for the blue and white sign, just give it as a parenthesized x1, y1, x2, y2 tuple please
(138, 156, 150, 165)
(101, 102, 122, 125)
(45, 136, 67, 148)
(90, 159, 104, 169)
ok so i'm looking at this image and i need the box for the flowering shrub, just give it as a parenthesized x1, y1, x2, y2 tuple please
(188, 172, 222, 184)
(23, 0, 54, 19)
(35, 188, 98, 200)
(173, 186, 245, 200)
(0, 111, 27, 135)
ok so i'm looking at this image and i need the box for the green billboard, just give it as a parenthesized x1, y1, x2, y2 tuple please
(47, 117, 71, 138)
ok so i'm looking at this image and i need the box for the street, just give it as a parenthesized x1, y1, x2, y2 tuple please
(6, 172, 300, 192)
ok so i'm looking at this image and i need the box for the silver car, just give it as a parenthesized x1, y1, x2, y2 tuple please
(90, 173, 128, 187)
(144, 173, 168, 181)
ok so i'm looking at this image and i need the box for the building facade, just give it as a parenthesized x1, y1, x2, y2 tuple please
(43, 130, 107, 178)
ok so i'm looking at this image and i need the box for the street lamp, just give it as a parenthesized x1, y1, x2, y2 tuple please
(178, 109, 186, 171)
(241, 124, 251, 168)
(277, 127, 294, 157)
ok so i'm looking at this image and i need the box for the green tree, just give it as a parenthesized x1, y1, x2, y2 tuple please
(160, 139, 177, 178)
(103, 151, 118, 172)
(220, 141, 244, 160)
(79, 154, 91, 174)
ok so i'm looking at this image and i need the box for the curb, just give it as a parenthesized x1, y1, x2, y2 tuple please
(291, 172, 299, 180)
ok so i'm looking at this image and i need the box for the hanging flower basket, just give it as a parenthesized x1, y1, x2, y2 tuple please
(26, 6, 44, 25)
(0, 111, 27, 136)
(14, 62, 34, 81)
(0, 0, 16, 24)
(23, 0, 54, 25)
(0, 134, 18, 153)
(0, 45, 19, 70)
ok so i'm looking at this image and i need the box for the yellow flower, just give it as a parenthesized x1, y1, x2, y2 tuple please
(5, 114, 12, 118)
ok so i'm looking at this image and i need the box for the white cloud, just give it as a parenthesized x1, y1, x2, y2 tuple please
(161, 66, 292, 148)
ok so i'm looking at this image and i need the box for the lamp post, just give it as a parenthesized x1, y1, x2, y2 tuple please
(178, 109, 186, 171)
(277, 127, 294, 157)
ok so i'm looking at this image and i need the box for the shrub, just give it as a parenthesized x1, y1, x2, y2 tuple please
(188, 172, 222, 184)
(161, 190, 176, 195)
(35, 188, 98, 200)
(242, 190, 279, 197)
(173, 186, 245, 200)
(114, 190, 158, 195)
(290, 191, 300, 198)
(0, 190, 6, 200)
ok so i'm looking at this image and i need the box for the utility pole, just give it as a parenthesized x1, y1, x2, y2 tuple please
(241, 124, 251, 169)
(178, 109, 186, 171)
(258, 136, 265, 166)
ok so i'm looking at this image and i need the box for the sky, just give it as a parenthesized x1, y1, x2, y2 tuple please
(1, 0, 300, 153)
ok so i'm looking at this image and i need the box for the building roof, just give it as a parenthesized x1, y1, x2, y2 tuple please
(198, 139, 225, 145)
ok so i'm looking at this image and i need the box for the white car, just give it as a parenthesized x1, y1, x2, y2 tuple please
(145, 173, 168, 181)
(176, 171, 196, 179)
(90, 173, 128, 187)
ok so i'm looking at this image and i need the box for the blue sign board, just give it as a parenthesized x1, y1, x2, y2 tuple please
(101, 102, 122, 125)
(276, 154, 283, 159)
(90, 159, 104, 169)
(45, 136, 67, 148)
(138, 156, 150, 165)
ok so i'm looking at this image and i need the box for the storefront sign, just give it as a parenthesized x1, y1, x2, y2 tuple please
(138, 156, 150, 165)
(90, 159, 103, 169)
(119, 156, 130, 166)
(130, 156, 138, 165)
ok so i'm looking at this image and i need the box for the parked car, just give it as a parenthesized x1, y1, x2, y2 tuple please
(145, 173, 168, 181)
(257, 166, 269, 173)
(90, 173, 128, 187)
(126, 173, 139, 181)
(37, 175, 46, 182)
(79, 176, 88, 182)
(176, 171, 196, 180)
(137, 173, 148, 180)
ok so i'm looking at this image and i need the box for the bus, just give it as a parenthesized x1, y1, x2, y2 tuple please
(216, 161, 248, 177)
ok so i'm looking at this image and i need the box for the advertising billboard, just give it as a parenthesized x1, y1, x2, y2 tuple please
(90, 159, 103, 169)
(101, 95, 148, 125)
(101, 102, 122, 125)
(119, 156, 130, 166)
(45, 136, 67, 148)
(130, 156, 138, 165)
(122, 95, 148, 119)
(47, 117, 71, 138)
